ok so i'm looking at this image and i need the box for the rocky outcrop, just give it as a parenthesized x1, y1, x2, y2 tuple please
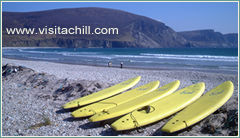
(178, 30, 238, 48)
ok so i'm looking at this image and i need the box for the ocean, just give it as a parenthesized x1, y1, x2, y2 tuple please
(2, 48, 238, 74)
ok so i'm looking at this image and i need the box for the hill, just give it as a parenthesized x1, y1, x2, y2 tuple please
(2, 7, 237, 48)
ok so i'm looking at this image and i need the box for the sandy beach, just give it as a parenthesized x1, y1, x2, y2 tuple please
(2, 58, 238, 136)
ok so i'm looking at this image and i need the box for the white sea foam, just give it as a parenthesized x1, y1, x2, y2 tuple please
(13, 48, 238, 62)
(27, 56, 59, 61)
(3, 48, 237, 73)
(25, 56, 59, 61)
(19, 50, 55, 54)
(61, 52, 112, 59)
(140, 53, 238, 62)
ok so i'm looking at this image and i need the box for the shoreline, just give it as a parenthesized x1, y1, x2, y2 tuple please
(2, 57, 238, 75)
(2, 47, 238, 76)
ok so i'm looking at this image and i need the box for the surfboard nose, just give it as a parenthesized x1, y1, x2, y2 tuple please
(62, 100, 79, 109)
(89, 112, 104, 122)
(111, 114, 136, 131)
(89, 111, 112, 122)
(161, 119, 187, 133)
(71, 108, 95, 118)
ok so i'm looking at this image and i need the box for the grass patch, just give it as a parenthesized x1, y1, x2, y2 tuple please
(28, 115, 51, 129)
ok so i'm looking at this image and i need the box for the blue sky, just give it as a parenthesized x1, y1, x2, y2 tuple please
(2, 2, 238, 34)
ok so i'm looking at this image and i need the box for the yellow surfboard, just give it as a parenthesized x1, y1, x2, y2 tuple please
(161, 81, 234, 133)
(63, 76, 141, 109)
(71, 81, 160, 118)
(90, 80, 180, 122)
(111, 82, 205, 131)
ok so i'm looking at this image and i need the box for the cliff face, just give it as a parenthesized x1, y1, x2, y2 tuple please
(2, 8, 238, 48)
(178, 30, 238, 48)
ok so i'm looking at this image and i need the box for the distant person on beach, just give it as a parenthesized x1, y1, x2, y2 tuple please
(108, 61, 112, 67)
(120, 62, 123, 68)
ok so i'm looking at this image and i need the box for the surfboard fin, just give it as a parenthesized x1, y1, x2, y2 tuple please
(137, 106, 155, 113)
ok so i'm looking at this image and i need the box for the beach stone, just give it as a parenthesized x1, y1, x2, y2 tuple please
(95, 83, 102, 89)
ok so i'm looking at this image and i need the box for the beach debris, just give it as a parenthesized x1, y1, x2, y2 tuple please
(224, 109, 238, 129)
(76, 83, 84, 92)
(55, 78, 68, 86)
(190, 80, 198, 84)
(24, 73, 50, 88)
(199, 107, 238, 136)
(81, 90, 92, 97)
(201, 113, 226, 134)
(15, 129, 24, 136)
(36, 94, 52, 100)
(55, 85, 74, 95)
(95, 83, 102, 89)
(2, 64, 26, 77)
(51, 81, 105, 101)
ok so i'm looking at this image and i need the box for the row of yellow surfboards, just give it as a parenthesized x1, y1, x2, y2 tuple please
(62, 76, 234, 133)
